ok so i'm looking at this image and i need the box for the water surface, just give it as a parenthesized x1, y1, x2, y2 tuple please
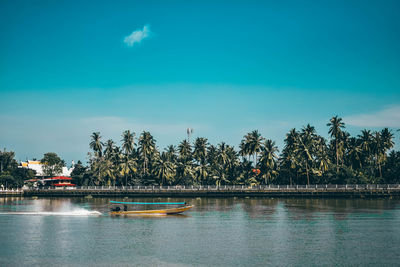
(0, 197, 399, 266)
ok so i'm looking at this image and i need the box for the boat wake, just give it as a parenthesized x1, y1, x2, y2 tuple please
(0, 209, 102, 216)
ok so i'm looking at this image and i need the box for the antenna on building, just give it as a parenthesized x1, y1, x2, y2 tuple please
(187, 128, 194, 143)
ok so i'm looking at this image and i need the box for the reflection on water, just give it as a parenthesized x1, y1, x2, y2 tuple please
(0, 197, 400, 266)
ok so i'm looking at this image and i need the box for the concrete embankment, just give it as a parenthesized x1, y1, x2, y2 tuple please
(0, 190, 23, 196)
(21, 185, 400, 198)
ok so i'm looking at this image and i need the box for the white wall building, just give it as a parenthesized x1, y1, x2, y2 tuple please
(20, 160, 74, 177)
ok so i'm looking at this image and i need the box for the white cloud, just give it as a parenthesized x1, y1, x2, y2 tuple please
(344, 105, 400, 127)
(123, 25, 150, 47)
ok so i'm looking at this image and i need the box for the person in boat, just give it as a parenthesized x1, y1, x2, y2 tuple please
(110, 206, 121, 212)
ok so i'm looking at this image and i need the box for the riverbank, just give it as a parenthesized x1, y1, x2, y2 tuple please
(15, 184, 400, 198)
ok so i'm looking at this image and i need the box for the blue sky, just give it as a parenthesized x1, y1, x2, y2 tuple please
(1, 0, 400, 163)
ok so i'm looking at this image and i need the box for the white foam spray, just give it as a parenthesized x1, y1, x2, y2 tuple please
(0, 199, 102, 216)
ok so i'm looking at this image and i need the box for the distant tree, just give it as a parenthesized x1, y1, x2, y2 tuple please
(259, 139, 279, 185)
(119, 155, 137, 186)
(193, 137, 208, 165)
(178, 140, 192, 163)
(0, 150, 16, 173)
(138, 131, 156, 176)
(153, 152, 176, 185)
(327, 116, 345, 172)
(165, 145, 177, 162)
(90, 132, 103, 158)
(41, 152, 64, 177)
(241, 130, 264, 167)
(122, 130, 135, 156)
(104, 139, 116, 160)
(70, 160, 87, 186)
(12, 167, 36, 186)
(295, 124, 317, 185)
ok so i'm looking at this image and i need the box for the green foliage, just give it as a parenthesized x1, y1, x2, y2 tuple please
(0, 149, 36, 187)
(70, 160, 87, 186)
(5, 116, 400, 188)
(81, 123, 399, 186)
(41, 152, 64, 177)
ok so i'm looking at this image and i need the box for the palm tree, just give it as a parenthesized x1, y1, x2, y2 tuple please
(347, 137, 362, 170)
(217, 142, 229, 167)
(372, 131, 385, 178)
(90, 132, 103, 158)
(358, 129, 373, 169)
(119, 155, 137, 186)
(281, 128, 299, 185)
(90, 159, 103, 185)
(153, 152, 176, 185)
(193, 137, 208, 165)
(295, 124, 316, 185)
(339, 131, 350, 167)
(243, 130, 264, 167)
(359, 129, 373, 153)
(214, 142, 230, 185)
(358, 129, 375, 179)
(314, 137, 330, 178)
(122, 130, 135, 156)
(259, 139, 279, 184)
(176, 161, 194, 185)
(327, 116, 345, 172)
(104, 139, 116, 160)
(381, 128, 394, 151)
(138, 131, 156, 175)
(120, 130, 136, 186)
(89, 132, 104, 183)
(194, 163, 209, 185)
(100, 158, 116, 186)
(207, 145, 218, 165)
(239, 139, 250, 161)
(178, 139, 192, 163)
(165, 145, 177, 162)
(379, 128, 395, 179)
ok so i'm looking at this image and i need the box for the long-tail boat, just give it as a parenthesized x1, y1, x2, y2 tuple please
(109, 201, 193, 215)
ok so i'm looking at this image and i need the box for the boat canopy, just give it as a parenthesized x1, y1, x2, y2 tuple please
(109, 201, 186, 205)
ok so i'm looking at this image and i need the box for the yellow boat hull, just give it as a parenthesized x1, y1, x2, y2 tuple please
(109, 205, 193, 215)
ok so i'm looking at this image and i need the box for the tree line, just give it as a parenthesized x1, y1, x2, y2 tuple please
(70, 116, 400, 186)
(1, 116, 399, 187)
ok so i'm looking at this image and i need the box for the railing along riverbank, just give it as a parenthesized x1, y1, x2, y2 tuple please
(0, 188, 23, 196)
(21, 184, 400, 198)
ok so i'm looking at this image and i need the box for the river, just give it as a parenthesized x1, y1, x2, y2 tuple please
(0, 197, 399, 266)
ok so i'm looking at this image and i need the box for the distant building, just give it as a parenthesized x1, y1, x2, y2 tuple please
(19, 160, 74, 177)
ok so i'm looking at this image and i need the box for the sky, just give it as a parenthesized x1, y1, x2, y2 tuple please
(1, 0, 400, 164)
